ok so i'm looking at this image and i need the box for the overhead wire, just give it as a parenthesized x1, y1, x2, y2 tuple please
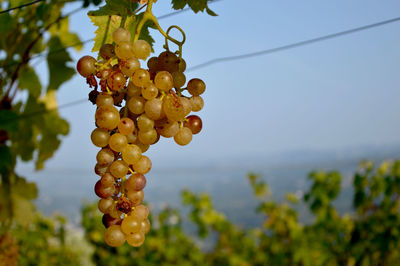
(0, 0, 43, 15)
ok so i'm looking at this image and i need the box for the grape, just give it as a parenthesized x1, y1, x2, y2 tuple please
(96, 94, 114, 107)
(115, 41, 135, 60)
(98, 68, 111, 80)
(157, 120, 179, 138)
(184, 115, 203, 134)
(95, 180, 115, 198)
(133, 40, 151, 60)
(77, 56, 97, 77)
(141, 82, 158, 100)
(96, 148, 115, 166)
(120, 58, 140, 77)
(98, 198, 114, 214)
(109, 204, 123, 219)
(100, 44, 115, 59)
(154, 71, 173, 91)
(189, 96, 204, 112)
(132, 155, 152, 174)
(137, 114, 155, 132)
(107, 71, 126, 92)
(134, 140, 150, 153)
(102, 214, 122, 228)
(126, 231, 145, 247)
(122, 144, 142, 165)
(187, 78, 206, 96)
(110, 160, 129, 178)
(100, 173, 115, 187)
(91, 128, 110, 147)
(163, 95, 185, 122)
(138, 129, 158, 145)
(141, 219, 151, 234)
(180, 97, 192, 116)
(147, 56, 159, 71)
(125, 173, 146, 191)
(109, 133, 128, 152)
(121, 215, 141, 234)
(133, 204, 149, 219)
(126, 190, 144, 206)
(132, 68, 150, 87)
(95, 163, 109, 176)
(158, 51, 179, 72)
(127, 96, 145, 114)
(178, 58, 186, 72)
(118, 118, 135, 135)
(112, 28, 131, 44)
(172, 71, 186, 88)
(174, 127, 192, 146)
(145, 98, 164, 120)
(105, 225, 126, 247)
(126, 81, 142, 97)
(95, 105, 120, 130)
(126, 131, 138, 143)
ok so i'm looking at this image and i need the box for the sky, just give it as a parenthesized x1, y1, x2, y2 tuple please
(18, 0, 400, 172)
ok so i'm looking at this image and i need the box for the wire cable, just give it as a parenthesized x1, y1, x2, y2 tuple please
(0, 0, 44, 15)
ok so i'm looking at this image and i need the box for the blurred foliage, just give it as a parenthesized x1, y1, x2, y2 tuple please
(80, 160, 400, 266)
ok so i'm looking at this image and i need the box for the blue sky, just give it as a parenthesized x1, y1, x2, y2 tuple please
(22, 0, 400, 171)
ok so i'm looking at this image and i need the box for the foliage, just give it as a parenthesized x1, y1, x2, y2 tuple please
(81, 160, 400, 266)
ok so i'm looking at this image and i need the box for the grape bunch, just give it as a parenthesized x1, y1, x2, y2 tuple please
(76, 27, 205, 247)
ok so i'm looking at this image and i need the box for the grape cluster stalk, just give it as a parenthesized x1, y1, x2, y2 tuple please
(76, 27, 205, 247)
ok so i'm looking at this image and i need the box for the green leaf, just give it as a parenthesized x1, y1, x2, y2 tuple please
(126, 14, 155, 50)
(13, 175, 38, 200)
(0, 110, 19, 134)
(89, 15, 121, 52)
(0, 145, 13, 173)
(205, 6, 217, 16)
(171, 0, 187, 10)
(18, 66, 42, 97)
(88, 0, 138, 17)
(46, 36, 75, 91)
(49, 18, 83, 52)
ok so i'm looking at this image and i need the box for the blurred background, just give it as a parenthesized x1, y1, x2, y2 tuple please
(1, 0, 400, 265)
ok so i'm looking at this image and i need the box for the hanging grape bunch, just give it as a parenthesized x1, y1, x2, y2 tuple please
(76, 0, 206, 248)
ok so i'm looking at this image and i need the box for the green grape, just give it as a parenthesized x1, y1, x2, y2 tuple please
(110, 160, 129, 178)
(115, 41, 135, 60)
(104, 225, 126, 247)
(163, 95, 185, 122)
(121, 214, 141, 234)
(77, 56, 97, 77)
(133, 40, 151, 60)
(145, 98, 165, 120)
(107, 71, 126, 92)
(100, 173, 115, 187)
(94, 180, 115, 199)
(133, 204, 149, 220)
(157, 120, 179, 138)
(99, 44, 115, 60)
(109, 133, 128, 152)
(91, 128, 110, 147)
(137, 114, 155, 132)
(96, 94, 114, 107)
(174, 127, 192, 146)
(102, 214, 122, 228)
(172, 71, 186, 88)
(126, 190, 144, 206)
(154, 71, 173, 91)
(134, 140, 150, 153)
(95, 105, 120, 130)
(187, 78, 206, 96)
(95, 163, 109, 176)
(132, 155, 152, 174)
(180, 96, 192, 116)
(126, 81, 142, 97)
(178, 58, 186, 72)
(120, 58, 140, 77)
(96, 148, 115, 166)
(112, 28, 131, 44)
(126, 231, 145, 247)
(147, 56, 159, 71)
(132, 68, 150, 87)
(141, 82, 158, 100)
(138, 129, 157, 145)
(109, 203, 123, 219)
(141, 219, 151, 234)
(184, 115, 203, 134)
(126, 131, 138, 143)
(127, 96, 145, 114)
(158, 51, 179, 72)
(98, 198, 114, 214)
(125, 173, 146, 191)
(118, 118, 135, 135)
(122, 144, 142, 165)
(189, 96, 204, 112)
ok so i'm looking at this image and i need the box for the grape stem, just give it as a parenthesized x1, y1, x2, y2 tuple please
(133, 0, 186, 59)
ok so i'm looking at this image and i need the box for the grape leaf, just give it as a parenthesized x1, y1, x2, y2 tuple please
(126, 13, 155, 50)
(88, 0, 138, 16)
(0, 145, 13, 173)
(90, 15, 122, 52)
(0, 110, 19, 134)
(171, 0, 217, 15)
(18, 66, 42, 97)
(49, 18, 83, 51)
(46, 36, 75, 91)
